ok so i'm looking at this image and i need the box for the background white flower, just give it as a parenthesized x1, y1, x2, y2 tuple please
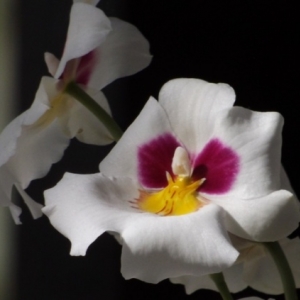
(0, 0, 152, 223)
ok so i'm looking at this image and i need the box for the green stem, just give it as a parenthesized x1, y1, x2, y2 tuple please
(64, 81, 123, 142)
(262, 241, 298, 300)
(210, 272, 234, 300)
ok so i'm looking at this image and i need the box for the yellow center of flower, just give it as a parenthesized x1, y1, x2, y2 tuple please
(138, 173, 205, 216)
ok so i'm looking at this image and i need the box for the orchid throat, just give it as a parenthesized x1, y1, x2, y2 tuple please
(138, 172, 205, 216)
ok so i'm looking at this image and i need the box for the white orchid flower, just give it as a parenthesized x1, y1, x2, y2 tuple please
(0, 1, 152, 223)
(43, 78, 299, 283)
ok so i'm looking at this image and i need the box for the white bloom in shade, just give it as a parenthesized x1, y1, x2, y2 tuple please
(0, 0, 152, 223)
(243, 237, 300, 295)
(43, 78, 299, 283)
(43, 0, 152, 144)
(171, 237, 300, 295)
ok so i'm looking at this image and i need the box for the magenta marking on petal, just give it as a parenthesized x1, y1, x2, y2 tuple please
(138, 133, 181, 189)
(192, 138, 240, 194)
(76, 51, 98, 85)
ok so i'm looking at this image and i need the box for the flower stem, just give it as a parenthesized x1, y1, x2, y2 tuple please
(64, 81, 123, 141)
(262, 241, 298, 300)
(210, 272, 234, 300)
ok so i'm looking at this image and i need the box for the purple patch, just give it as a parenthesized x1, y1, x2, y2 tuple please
(192, 138, 240, 194)
(138, 133, 181, 188)
(76, 51, 98, 85)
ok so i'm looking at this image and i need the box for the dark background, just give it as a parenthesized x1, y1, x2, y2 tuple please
(14, 0, 299, 299)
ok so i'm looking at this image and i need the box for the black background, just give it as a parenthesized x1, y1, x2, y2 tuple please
(14, 0, 300, 299)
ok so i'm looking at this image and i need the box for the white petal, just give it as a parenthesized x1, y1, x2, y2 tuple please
(6, 119, 69, 190)
(43, 173, 238, 282)
(67, 88, 113, 145)
(0, 110, 50, 222)
(170, 274, 218, 294)
(158, 78, 236, 152)
(100, 97, 174, 178)
(0, 77, 70, 223)
(0, 111, 27, 166)
(244, 238, 300, 294)
(55, 3, 111, 79)
(212, 106, 283, 199)
(210, 190, 300, 241)
(0, 167, 42, 223)
(43, 173, 140, 255)
(170, 262, 246, 294)
(44, 52, 60, 77)
(121, 204, 238, 283)
(87, 17, 152, 90)
(1, 77, 69, 189)
(24, 76, 58, 126)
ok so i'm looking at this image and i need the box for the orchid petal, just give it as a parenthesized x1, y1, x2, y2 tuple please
(67, 88, 113, 145)
(24, 76, 59, 126)
(137, 133, 181, 188)
(44, 52, 60, 77)
(43, 173, 238, 283)
(170, 262, 246, 294)
(170, 274, 218, 294)
(100, 98, 175, 179)
(193, 138, 239, 195)
(209, 190, 300, 241)
(158, 78, 235, 153)
(0, 110, 47, 222)
(243, 238, 300, 294)
(6, 119, 69, 190)
(121, 203, 238, 283)
(86, 17, 152, 90)
(55, 3, 111, 79)
(0, 112, 27, 166)
(211, 107, 283, 199)
(43, 173, 138, 255)
(1, 78, 69, 191)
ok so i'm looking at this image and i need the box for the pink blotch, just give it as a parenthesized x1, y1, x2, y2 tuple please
(192, 138, 240, 194)
(76, 51, 98, 85)
(138, 133, 181, 189)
